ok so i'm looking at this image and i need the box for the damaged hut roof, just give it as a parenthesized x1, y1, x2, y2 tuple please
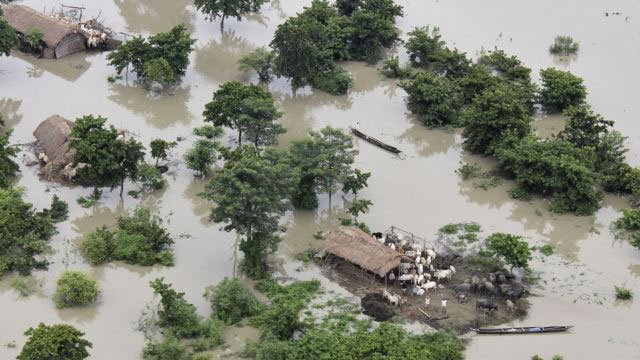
(2, 4, 82, 48)
(33, 115, 75, 173)
(323, 226, 406, 277)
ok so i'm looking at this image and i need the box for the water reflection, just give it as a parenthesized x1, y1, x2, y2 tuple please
(113, 0, 195, 34)
(13, 51, 91, 82)
(395, 120, 458, 157)
(552, 54, 579, 68)
(182, 177, 212, 225)
(0, 98, 23, 129)
(107, 83, 193, 129)
(195, 29, 253, 83)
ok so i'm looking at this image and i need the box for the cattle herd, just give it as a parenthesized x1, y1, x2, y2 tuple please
(374, 231, 529, 317)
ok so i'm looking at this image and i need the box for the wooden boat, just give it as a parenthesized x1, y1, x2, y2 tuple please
(350, 127, 402, 154)
(473, 325, 573, 335)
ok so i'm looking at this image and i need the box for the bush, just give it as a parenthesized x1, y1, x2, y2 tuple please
(311, 68, 353, 95)
(538, 68, 587, 113)
(80, 226, 115, 265)
(150, 278, 201, 338)
(204, 277, 262, 325)
(185, 139, 218, 177)
(11, 277, 39, 297)
(478, 49, 532, 83)
(0, 187, 58, 277)
(405, 25, 446, 68)
(615, 208, 640, 231)
(136, 163, 165, 192)
(53, 271, 100, 308)
(615, 286, 633, 300)
(239, 47, 275, 83)
(549, 35, 579, 55)
(380, 56, 414, 79)
(142, 336, 189, 360)
(48, 195, 69, 222)
(539, 244, 554, 256)
(456, 162, 482, 180)
(18, 323, 92, 360)
(399, 72, 463, 127)
(486, 233, 531, 271)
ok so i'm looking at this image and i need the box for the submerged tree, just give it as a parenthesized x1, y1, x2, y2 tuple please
(69, 115, 145, 196)
(0, 129, 19, 188)
(399, 72, 463, 127)
(486, 232, 531, 272)
(311, 127, 358, 205)
(202, 147, 295, 277)
(238, 47, 275, 83)
(18, 323, 92, 360)
(194, 0, 268, 30)
(150, 138, 177, 166)
(203, 81, 282, 146)
(538, 67, 587, 113)
(342, 168, 371, 197)
(184, 125, 223, 177)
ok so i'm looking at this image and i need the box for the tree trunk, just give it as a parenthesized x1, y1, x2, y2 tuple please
(155, 157, 159, 166)
(220, 16, 225, 31)
(238, 130, 242, 146)
(120, 178, 125, 197)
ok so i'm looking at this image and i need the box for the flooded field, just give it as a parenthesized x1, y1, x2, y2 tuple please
(1, 0, 640, 359)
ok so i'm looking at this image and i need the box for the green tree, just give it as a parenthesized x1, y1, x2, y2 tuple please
(144, 58, 176, 85)
(345, 8, 401, 62)
(342, 168, 370, 196)
(405, 26, 446, 68)
(486, 232, 531, 272)
(47, 194, 69, 222)
(478, 49, 532, 83)
(204, 277, 262, 324)
(238, 47, 275, 83)
(399, 72, 463, 127)
(271, 14, 335, 90)
(107, 25, 195, 83)
(287, 137, 323, 209)
(462, 82, 532, 155)
(149, 278, 201, 337)
(70, 115, 145, 196)
(18, 323, 92, 360)
(538, 67, 587, 113)
(194, 0, 268, 30)
(80, 226, 115, 265)
(185, 140, 218, 177)
(310, 126, 358, 204)
(496, 137, 601, 215)
(53, 271, 100, 308)
(559, 105, 614, 148)
(0, 15, 19, 57)
(202, 147, 295, 277)
(203, 81, 281, 145)
(0, 187, 61, 277)
(150, 139, 177, 166)
(0, 129, 19, 188)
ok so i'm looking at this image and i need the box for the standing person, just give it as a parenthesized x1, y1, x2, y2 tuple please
(355, 120, 360, 130)
(441, 298, 448, 315)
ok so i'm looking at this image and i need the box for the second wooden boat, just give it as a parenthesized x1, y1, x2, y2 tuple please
(473, 325, 573, 335)
(350, 127, 402, 154)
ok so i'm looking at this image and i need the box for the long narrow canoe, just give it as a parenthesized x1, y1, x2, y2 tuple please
(350, 127, 402, 154)
(473, 326, 573, 335)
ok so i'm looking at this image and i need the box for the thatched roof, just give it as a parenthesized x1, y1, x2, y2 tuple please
(2, 4, 82, 48)
(323, 226, 405, 277)
(33, 115, 75, 173)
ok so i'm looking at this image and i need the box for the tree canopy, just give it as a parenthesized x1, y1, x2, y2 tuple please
(400, 72, 463, 127)
(70, 115, 145, 195)
(184, 125, 223, 176)
(194, 0, 268, 29)
(538, 67, 587, 113)
(486, 232, 532, 271)
(107, 25, 195, 84)
(203, 81, 283, 146)
(462, 82, 532, 155)
(150, 138, 177, 166)
(53, 270, 100, 308)
(0, 129, 19, 188)
(238, 47, 275, 83)
(202, 147, 296, 277)
(0, 188, 65, 277)
(0, 14, 19, 57)
(18, 323, 92, 360)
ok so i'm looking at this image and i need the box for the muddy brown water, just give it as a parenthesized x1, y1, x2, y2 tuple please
(1, 0, 640, 359)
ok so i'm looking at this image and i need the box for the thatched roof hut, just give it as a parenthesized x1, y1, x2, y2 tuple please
(33, 115, 75, 178)
(323, 226, 406, 277)
(2, 4, 86, 59)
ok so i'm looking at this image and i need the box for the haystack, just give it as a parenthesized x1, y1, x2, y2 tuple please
(323, 226, 405, 277)
(33, 115, 75, 179)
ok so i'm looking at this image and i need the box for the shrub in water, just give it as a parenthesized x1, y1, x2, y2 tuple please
(53, 271, 99, 308)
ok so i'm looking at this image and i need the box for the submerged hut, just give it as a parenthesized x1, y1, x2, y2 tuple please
(323, 226, 406, 277)
(33, 115, 75, 179)
(2, 4, 86, 59)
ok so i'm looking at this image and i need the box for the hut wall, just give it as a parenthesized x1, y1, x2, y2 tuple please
(54, 34, 86, 59)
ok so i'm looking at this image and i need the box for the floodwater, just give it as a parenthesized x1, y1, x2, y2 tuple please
(1, 0, 639, 359)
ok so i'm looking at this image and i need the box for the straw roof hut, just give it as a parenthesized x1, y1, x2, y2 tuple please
(33, 115, 75, 178)
(323, 226, 406, 277)
(2, 4, 86, 59)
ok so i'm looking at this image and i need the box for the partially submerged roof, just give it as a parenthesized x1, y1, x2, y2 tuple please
(2, 4, 82, 48)
(323, 226, 405, 277)
(33, 115, 75, 170)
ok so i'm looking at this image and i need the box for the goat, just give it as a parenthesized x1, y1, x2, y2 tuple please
(422, 281, 437, 291)
(398, 274, 413, 282)
(417, 263, 423, 275)
(426, 249, 437, 259)
(449, 265, 456, 274)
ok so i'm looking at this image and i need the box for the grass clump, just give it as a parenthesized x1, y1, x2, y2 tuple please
(80, 207, 174, 267)
(615, 285, 633, 300)
(539, 244, 554, 256)
(53, 270, 100, 308)
(549, 35, 579, 55)
(204, 277, 262, 325)
(11, 277, 40, 297)
(456, 162, 482, 180)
